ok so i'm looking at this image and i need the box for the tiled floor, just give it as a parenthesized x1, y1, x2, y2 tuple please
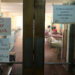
(44, 38, 61, 62)
(44, 64, 72, 75)
(10, 30, 22, 75)
(15, 30, 23, 62)
(10, 64, 22, 75)
(11, 33, 74, 75)
(44, 38, 73, 75)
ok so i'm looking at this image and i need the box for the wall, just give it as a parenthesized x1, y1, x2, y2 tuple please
(2, 12, 22, 31)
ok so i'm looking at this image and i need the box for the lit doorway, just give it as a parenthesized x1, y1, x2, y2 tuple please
(44, 0, 73, 75)
(0, 2, 23, 75)
(45, 2, 65, 63)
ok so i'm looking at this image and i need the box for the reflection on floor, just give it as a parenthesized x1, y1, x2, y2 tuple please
(10, 30, 22, 75)
(44, 38, 73, 75)
(45, 38, 61, 62)
(44, 64, 72, 75)
(15, 30, 23, 62)
(10, 64, 22, 75)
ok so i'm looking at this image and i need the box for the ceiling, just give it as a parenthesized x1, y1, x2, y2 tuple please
(1, 3, 23, 16)
(46, 0, 75, 3)
(2, 0, 75, 3)
(1, 0, 75, 16)
(0, 3, 23, 16)
(2, 0, 23, 2)
(46, 0, 75, 13)
(0, 0, 23, 16)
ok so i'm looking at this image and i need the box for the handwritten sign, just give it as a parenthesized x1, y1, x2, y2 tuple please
(0, 18, 11, 35)
(0, 39, 9, 62)
(53, 5, 75, 23)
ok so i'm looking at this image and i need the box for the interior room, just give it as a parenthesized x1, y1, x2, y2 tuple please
(0, 0, 23, 75)
(44, 0, 73, 75)
(45, 1, 64, 63)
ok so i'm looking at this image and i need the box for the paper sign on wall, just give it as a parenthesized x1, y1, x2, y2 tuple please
(0, 18, 11, 35)
(0, 39, 9, 62)
(53, 5, 75, 23)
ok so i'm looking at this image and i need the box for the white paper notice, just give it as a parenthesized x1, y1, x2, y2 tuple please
(53, 5, 75, 23)
(0, 39, 9, 62)
(0, 18, 11, 35)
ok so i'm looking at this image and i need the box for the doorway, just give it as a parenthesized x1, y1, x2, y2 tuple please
(0, 1, 23, 75)
(23, 0, 75, 75)
(45, 1, 65, 63)
(44, 1, 73, 75)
